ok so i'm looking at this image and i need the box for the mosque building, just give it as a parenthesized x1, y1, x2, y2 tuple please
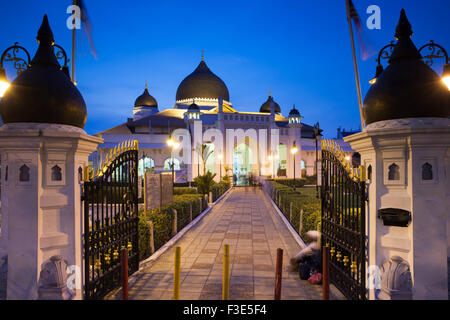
(91, 57, 339, 185)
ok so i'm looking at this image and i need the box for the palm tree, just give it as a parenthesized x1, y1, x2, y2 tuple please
(194, 142, 214, 175)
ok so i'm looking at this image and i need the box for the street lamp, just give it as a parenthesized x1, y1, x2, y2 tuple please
(167, 137, 180, 187)
(290, 141, 298, 191)
(313, 122, 322, 198)
(0, 38, 71, 98)
(218, 153, 223, 181)
(370, 37, 450, 91)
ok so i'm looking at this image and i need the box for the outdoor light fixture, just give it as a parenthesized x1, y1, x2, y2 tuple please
(369, 64, 384, 85)
(371, 39, 450, 90)
(290, 145, 298, 155)
(442, 63, 450, 90)
(0, 40, 71, 98)
(0, 66, 10, 97)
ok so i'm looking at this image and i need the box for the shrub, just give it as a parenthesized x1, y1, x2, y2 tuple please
(194, 171, 216, 195)
(139, 193, 208, 260)
(267, 181, 321, 239)
(271, 178, 306, 188)
(174, 187, 198, 195)
(138, 214, 151, 261)
(211, 181, 231, 202)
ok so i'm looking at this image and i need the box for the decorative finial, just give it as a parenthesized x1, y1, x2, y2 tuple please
(36, 14, 54, 45)
(269, 88, 271, 97)
(395, 9, 413, 39)
(145, 80, 148, 90)
(201, 50, 205, 61)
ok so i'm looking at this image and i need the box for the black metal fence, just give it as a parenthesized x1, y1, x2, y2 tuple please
(321, 141, 366, 300)
(82, 142, 139, 300)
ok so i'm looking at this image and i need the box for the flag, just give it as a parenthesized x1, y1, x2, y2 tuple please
(347, 0, 375, 61)
(74, 0, 97, 59)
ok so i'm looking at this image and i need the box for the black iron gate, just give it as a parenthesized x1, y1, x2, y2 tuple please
(320, 140, 366, 300)
(82, 141, 139, 300)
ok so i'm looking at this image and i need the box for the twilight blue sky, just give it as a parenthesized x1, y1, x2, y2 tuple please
(0, 0, 449, 137)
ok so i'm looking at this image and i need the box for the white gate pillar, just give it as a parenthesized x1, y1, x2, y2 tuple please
(0, 124, 101, 299)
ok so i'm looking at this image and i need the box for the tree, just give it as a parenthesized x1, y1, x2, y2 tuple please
(194, 142, 214, 175)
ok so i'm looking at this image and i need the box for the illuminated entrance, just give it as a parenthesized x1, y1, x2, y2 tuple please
(233, 143, 252, 186)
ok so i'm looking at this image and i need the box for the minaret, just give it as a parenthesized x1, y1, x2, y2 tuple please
(287, 104, 303, 179)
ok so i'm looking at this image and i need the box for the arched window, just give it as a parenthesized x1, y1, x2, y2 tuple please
(51, 165, 62, 181)
(421, 163, 433, 180)
(388, 163, 400, 181)
(367, 165, 372, 180)
(19, 164, 30, 182)
(138, 157, 155, 176)
(164, 158, 180, 170)
(78, 166, 83, 182)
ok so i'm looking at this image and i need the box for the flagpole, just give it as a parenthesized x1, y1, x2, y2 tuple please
(345, 0, 365, 129)
(71, 0, 76, 84)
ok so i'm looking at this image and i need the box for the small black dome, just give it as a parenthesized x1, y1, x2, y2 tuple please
(176, 60, 229, 101)
(260, 95, 281, 113)
(0, 15, 87, 128)
(363, 9, 450, 125)
(289, 105, 300, 116)
(187, 102, 200, 111)
(134, 84, 158, 108)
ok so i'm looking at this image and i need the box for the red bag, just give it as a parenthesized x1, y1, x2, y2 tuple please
(308, 270, 323, 285)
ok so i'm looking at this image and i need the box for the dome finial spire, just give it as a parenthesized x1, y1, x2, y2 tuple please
(269, 87, 271, 97)
(201, 50, 205, 61)
(145, 79, 148, 90)
(395, 8, 413, 40)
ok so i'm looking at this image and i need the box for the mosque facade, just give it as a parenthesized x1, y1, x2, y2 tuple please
(91, 58, 341, 185)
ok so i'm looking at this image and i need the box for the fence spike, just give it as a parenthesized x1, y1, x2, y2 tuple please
(109, 149, 113, 161)
(134, 140, 139, 150)
(90, 166, 95, 180)
(84, 166, 91, 182)
(95, 166, 100, 178)
(359, 165, 365, 182)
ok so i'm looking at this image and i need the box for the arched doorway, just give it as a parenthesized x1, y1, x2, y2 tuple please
(138, 157, 154, 176)
(233, 143, 252, 186)
(277, 144, 287, 177)
(164, 157, 181, 170)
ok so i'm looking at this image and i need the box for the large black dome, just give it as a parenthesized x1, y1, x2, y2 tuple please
(0, 15, 87, 128)
(176, 60, 229, 102)
(363, 10, 449, 125)
(259, 95, 281, 113)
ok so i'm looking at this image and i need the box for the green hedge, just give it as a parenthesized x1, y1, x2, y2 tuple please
(269, 178, 306, 188)
(138, 193, 208, 261)
(174, 187, 198, 195)
(211, 181, 231, 202)
(267, 181, 321, 239)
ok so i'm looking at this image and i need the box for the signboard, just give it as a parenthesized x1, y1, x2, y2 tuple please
(144, 172, 173, 211)
(161, 173, 173, 207)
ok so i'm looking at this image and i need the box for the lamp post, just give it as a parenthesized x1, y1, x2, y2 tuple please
(167, 137, 180, 189)
(313, 122, 322, 198)
(218, 153, 223, 181)
(290, 141, 298, 191)
(0, 41, 70, 98)
(370, 40, 450, 90)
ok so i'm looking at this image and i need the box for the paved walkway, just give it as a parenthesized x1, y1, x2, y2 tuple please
(111, 187, 322, 300)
